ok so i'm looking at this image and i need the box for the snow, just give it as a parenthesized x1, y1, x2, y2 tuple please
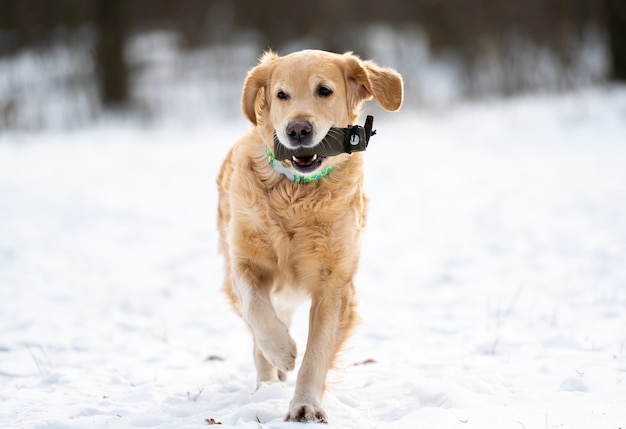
(1, 88, 626, 428)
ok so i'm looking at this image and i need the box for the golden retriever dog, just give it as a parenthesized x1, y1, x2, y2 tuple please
(217, 49, 403, 423)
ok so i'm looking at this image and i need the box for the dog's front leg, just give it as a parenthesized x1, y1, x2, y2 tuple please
(287, 285, 357, 423)
(232, 263, 297, 383)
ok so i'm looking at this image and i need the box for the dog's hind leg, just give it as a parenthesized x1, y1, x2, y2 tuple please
(233, 263, 297, 382)
(253, 296, 295, 385)
(253, 340, 281, 385)
(273, 299, 299, 382)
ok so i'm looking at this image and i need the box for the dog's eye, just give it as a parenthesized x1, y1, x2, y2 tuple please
(277, 91, 288, 100)
(318, 86, 333, 97)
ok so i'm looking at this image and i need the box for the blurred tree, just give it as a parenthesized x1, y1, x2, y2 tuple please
(95, 0, 128, 107)
(605, 0, 626, 81)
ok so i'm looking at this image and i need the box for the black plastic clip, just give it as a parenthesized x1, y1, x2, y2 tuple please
(364, 115, 376, 144)
(344, 115, 376, 154)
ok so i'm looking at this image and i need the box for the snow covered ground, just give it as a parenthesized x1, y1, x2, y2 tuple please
(1, 88, 625, 428)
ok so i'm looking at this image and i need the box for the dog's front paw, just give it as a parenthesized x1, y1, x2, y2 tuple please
(286, 403, 328, 423)
(257, 326, 297, 373)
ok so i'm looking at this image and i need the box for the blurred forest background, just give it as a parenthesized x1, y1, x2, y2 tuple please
(1, 0, 625, 130)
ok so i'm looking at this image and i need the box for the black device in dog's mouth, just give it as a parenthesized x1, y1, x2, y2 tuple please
(273, 115, 376, 163)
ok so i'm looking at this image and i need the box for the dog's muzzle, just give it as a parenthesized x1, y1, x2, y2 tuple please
(273, 116, 376, 161)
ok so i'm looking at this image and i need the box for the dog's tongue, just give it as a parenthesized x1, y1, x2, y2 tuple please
(292, 155, 318, 166)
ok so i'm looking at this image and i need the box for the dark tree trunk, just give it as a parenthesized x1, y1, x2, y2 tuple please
(605, 0, 626, 81)
(96, 0, 129, 107)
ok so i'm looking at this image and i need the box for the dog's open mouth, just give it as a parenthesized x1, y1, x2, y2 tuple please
(290, 154, 324, 172)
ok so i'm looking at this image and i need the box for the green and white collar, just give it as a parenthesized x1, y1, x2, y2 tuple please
(266, 147, 334, 184)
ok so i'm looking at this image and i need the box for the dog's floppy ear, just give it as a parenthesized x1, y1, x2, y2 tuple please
(242, 50, 278, 124)
(344, 54, 403, 112)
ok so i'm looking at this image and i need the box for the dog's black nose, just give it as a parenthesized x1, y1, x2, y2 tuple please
(286, 120, 313, 145)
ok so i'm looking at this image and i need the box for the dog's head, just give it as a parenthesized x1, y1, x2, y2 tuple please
(242, 50, 403, 178)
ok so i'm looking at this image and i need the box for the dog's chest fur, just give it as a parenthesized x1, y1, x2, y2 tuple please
(228, 149, 367, 289)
